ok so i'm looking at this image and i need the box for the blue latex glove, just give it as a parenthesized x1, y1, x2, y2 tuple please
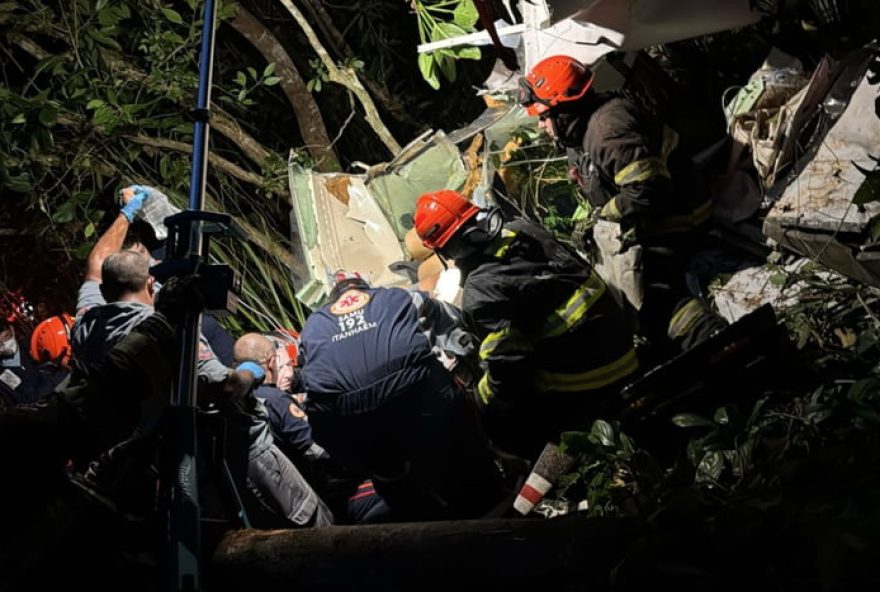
(236, 361, 265, 383)
(120, 184, 152, 222)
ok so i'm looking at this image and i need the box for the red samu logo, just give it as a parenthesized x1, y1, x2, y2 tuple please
(330, 289, 370, 315)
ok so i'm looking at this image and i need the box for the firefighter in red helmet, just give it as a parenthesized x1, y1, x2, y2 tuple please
(414, 189, 638, 459)
(30, 313, 75, 370)
(519, 55, 726, 357)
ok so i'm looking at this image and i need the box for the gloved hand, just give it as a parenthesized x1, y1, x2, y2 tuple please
(570, 217, 596, 252)
(154, 275, 205, 325)
(119, 184, 155, 222)
(235, 361, 265, 384)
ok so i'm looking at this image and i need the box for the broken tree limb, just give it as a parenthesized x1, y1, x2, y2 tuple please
(276, 0, 402, 157)
(228, 5, 341, 172)
(211, 516, 639, 591)
(123, 134, 265, 187)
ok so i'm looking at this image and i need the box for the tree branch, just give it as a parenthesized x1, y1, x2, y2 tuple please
(228, 5, 341, 172)
(123, 134, 266, 187)
(277, 0, 402, 157)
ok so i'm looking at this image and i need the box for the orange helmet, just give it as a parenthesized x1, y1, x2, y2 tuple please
(414, 190, 481, 251)
(519, 55, 594, 117)
(29, 313, 74, 368)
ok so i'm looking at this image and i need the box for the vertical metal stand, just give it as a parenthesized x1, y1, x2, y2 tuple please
(164, 1, 218, 590)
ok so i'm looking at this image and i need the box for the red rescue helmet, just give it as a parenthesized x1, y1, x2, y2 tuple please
(414, 190, 480, 251)
(519, 55, 594, 117)
(29, 313, 74, 368)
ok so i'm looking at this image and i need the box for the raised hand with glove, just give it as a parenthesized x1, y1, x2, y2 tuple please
(119, 185, 156, 222)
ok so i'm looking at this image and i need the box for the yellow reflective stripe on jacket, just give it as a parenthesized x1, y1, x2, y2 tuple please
(479, 327, 533, 361)
(667, 297, 705, 340)
(613, 126, 679, 186)
(542, 272, 606, 338)
(535, 348, 638, 393)
(477, 373, 494, 405)
(600, 197, 622, 222)
(487, 229, 518, 259)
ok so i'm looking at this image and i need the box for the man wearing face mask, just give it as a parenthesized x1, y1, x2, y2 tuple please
(0, 313, 69, 408)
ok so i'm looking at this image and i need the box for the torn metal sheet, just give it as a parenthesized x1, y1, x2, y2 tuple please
(763, 52, 880, 286)
(289, 167, 407, 307)
(711, 260, 838, 323)
(289, 111, 521, 307)
(366, 132, 468, 241)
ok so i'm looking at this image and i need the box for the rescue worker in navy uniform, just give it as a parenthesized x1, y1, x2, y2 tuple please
(414, 190, 639, 459)
(518, 55, 727, 357)
(298, 271, 504, 520)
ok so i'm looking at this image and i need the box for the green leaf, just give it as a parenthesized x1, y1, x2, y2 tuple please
(558, 430, 595, 455)
(768, 272, 787, 287)
(432, 21, 468, 42)
(672, 413, 715, 428)
(452, 45, 481, 60)
(417, 53, 440, 90)
(306, 79, 316, 92)
(437, 56, 456, 83)
(591, 419, 616, 447)
(0, 1, 19, 11)
(247, 66, 258, 80)
(84, 222, 95, 238)
(713, 406, 730, 425)
(38, 105, 57, 127)
(11, 113, 26, 124)
(53, 201, 76, 223)
(91, 106, 116, 126)
(162, 7, 183, 25)
(263, 76, 281, 86)
(453, 0, 479, 29)
(264, 62, 276, 77)
(696, 451, 724, 483)
(237, 89, 247, 102)
(235, 71, 247, 86)
(852, 165, 880, 205)
(75, 241, 93, 260)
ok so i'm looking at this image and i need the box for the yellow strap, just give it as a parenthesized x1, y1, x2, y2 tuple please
(477, 373, 494, 405)
(600, 197, 622, 222)
(535, 348, 638, 393)
(667, 298, 705, 340)
(487, 229, 518, 259)
(479, 327, 534, 361)
(542, 272, 606, 338)
(614, 158, 670, 186)
(613, 126, 679, 187)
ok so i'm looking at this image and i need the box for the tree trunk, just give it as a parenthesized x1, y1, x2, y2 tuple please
(211, 516, 639, 591)
(228, 5, 341, 172)
(277, 0, 402, 157)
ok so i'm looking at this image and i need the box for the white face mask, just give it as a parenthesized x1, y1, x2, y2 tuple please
(0, 335, 18, 357)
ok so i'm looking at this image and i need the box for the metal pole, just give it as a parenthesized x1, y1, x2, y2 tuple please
(167, 1, 218, 590)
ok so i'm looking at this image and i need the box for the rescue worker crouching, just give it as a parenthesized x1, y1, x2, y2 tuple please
(519, 55, 727, 356)
(413, 190, 639, 460)
(298, 271, 505, 521)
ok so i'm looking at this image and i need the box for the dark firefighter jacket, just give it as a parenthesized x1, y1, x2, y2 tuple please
(568, 96, 712, 235)
(458, 218, 638, 404)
